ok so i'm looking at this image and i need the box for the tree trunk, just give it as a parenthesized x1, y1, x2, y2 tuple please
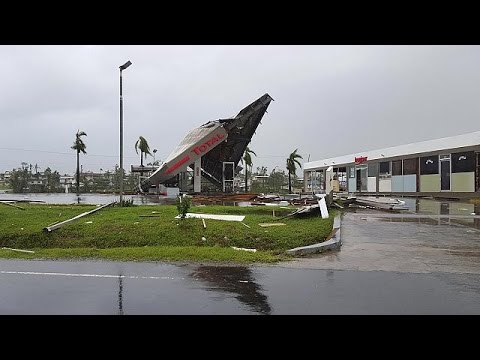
(288, 171, 292, 193)
(76, 151, 80, 195)
(140, 152, 144, 177)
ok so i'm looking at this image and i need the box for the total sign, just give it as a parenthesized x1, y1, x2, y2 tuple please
(191, 132, 226, 156)
(164, 128, 228, 176)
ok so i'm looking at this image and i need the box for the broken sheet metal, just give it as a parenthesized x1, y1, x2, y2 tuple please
(174, 213, 245, 222)
(231, 246, 257, 253)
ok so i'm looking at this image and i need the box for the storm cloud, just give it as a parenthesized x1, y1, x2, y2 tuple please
(1, 45, 479, 175)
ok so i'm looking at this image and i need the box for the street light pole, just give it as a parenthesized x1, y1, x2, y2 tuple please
(119, 60, 132, 205)
(272, 165, 279, 193)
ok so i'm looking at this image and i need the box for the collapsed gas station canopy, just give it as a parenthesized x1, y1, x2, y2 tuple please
(141, 93, 274, 191)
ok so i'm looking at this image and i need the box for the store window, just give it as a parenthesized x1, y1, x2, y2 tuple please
(392, 160, 402, 176)
(368, 163, 378, 177)
(349, 166, 355, 178)
(420, 155, 439, 175)
(451, 151, 475, 173)
(379, 161, 390, 175)
(403, 158, 418, 175)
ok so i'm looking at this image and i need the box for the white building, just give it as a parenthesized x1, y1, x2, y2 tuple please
(304, 131, 480, 197)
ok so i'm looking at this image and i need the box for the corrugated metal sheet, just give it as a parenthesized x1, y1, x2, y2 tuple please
(305, 131, 480, 170)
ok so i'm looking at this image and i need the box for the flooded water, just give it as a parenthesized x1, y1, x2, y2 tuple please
(401, 197, 480, 216)
(349, 197, 480, 230)
(398, 198, 480, 230)
(0, 192, 176, 205)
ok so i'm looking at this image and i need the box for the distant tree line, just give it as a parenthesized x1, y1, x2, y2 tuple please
(5, 163, 138, 194)
(242, 147, 304, 194)
(4, 133, 305, 194)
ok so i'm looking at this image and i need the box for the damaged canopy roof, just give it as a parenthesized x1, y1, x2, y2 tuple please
(142, 93, 274, 191)
(201, 93, 274, 188)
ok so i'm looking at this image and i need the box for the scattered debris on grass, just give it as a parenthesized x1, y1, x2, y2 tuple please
(1, 247, 35, 254)
(174, 213, 245, 222)
(232, 246, 257, 253)
(43, 201, 115, 232)
(259, 223, 286, 227)
(317, 197, 329, 219)
(0, 202, 25, 210)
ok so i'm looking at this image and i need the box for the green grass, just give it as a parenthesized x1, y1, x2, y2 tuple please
(0, 246, 283, 263)
(0, 204, 336, 263)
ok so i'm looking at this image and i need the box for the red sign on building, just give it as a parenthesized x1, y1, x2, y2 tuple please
(355, 156, 368, 164)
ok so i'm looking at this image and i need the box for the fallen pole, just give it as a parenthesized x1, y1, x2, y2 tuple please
(0, 201, 25, 210)
(43, 201, 115, 232)
(1, 247, 35, 254)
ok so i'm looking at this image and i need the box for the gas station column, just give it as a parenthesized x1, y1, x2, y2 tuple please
(194, 157, 202, 192)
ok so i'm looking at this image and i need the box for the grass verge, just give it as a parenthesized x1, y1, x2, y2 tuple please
(0, 203, 336, 263)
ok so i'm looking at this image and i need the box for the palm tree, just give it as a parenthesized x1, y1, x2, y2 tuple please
(134, 136, 152, 177)
(286, 148, 303, 194)
(71, 130, 87, 195)
(241, 146, 256, 192)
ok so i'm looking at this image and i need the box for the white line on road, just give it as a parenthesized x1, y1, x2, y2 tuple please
(0, 270, 184, 280)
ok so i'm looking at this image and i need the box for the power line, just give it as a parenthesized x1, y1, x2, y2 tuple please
(0, 147, 138, 159)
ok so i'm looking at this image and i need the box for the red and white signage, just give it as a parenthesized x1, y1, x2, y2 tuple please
(355, 156, 368, 164)
(148, 125, 228, 184)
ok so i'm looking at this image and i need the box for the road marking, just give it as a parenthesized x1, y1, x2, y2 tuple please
(0, 270, 184, 280)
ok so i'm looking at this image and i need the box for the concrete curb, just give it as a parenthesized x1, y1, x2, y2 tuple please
(286, 214, 342, 256)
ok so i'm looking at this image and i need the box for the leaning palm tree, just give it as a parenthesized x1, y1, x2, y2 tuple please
(134, 136, 152, 177)
(71, 130, 87, 195)
(286, 148, 303, 194)
(240, 146, 256, 192)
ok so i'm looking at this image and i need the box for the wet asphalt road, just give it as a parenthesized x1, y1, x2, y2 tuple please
(1, 257, 480, 314)
(2, 201, 480, 314)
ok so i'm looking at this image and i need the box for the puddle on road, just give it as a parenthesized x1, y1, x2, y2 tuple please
(189, 266, 272, 315)
(376, 216, 480, 230)
(404, 198, 480, 216)
(365, 198, 480, 230)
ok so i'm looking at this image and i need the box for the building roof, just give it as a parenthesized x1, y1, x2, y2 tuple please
(304, 130, 480, 170)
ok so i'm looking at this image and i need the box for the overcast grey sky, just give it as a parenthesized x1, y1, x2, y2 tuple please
(1, 45, 479, 175)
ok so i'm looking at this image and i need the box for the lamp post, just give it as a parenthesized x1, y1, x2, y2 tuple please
(272, 165, 279, 193)
(119, 60, 132, 205)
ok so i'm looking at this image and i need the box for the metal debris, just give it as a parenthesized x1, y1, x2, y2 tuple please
(258, 223, 286, 227)
(231, 246, 257, 253)
(43, 201, 115, 232)
(1, 247, 35, 254)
